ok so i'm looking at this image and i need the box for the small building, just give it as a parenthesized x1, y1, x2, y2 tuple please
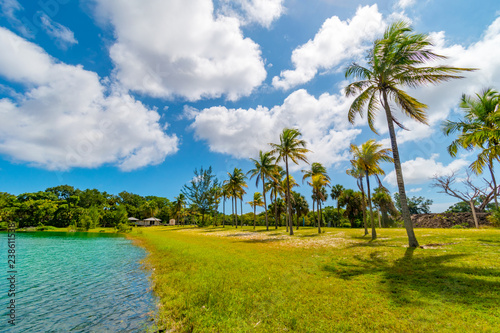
(128, 217, 139, 226)
(144, 217, 162, 226)
(169, 219, 176, 226)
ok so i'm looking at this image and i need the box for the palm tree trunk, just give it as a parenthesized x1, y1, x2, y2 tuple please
(240, 197, 243, 227)
(223, 196, 226, 228)
(377, 208, 382, 228)
(317, 199, 322, 233)
(296, 212, 299, 230)
(382, 91, 419, 247)
(262, 177, 269, 231)
(366, 175, 376, 240)
(253, 204, 256, 229)
(273, 192, 278, 229)
(235, 194, 238, 228)
(359, 177, 368, 235)
(285, 157, 294, 236)
(233, 195, 236, 228)
(489, 161, 498, 209)
(469, 200, 479, 228)
(312, 197, 316, 227)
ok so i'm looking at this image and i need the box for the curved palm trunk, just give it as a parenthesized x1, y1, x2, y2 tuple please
(222, 196, 226, 228)
(366, 175, 376, 240)
(240, 198, 243, 227)
(262, 177, 269, 231)
(285, 157, 294, 236)
(317, 198, 322, 233)
(359, 177, 368, 236)
(382, 91, 419, 247)
(312, 197, 316, 227)
(489, 162, 498, 209)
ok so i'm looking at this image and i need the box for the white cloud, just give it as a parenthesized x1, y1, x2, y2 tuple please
(396, 0, 416, 10)
(39, 12, 78, 49)
(272, 5, 385, 90)
(93, 0, 267, 101)
(0, 0, 33, 38)
(384, 154, 469, 186)
(0, 27, 178, 171)
(188, 89, 361, 168)
(409, 187, 422, 193)
(218, 0, 285, 28)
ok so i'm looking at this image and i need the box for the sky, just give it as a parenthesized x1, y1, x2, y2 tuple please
(0, 0, 499, 213)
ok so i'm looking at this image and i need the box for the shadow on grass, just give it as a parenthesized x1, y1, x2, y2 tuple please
(323, 248, 500, 306)
(239, 238, 286, 244)
(297, 234, 322, 238)
(478, 239, 500, 245)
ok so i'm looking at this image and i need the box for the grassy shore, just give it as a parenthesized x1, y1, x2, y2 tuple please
(129, 226, 500, 332)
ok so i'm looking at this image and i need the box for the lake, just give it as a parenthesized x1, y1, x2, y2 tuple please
(0, 231, 156, 332)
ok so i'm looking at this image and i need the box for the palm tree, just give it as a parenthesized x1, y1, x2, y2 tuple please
(280, 175, 298, 232)
(350, 140, 393, 240)
(310, 174, 330, 233)
(247, 192, 264, 229)
(174, 194, 186, 225)
(443, 88, 500, 208)
(266, 165, 285, 229)
(302, 162, 330, 228)
(291, 191, 309, 230)
(346, 165, 368, 236)
(330, 184, 345, 227)
(270, 128, 310, 236)
(372, 187, 398, 227)
(221, 185, 230, 227)
(269, 197, 286, 228)
(338, 189, 363, 228)
(225, 168, 248, 228)
(248, 151, 277, 231)
(344, 21, 474, 247)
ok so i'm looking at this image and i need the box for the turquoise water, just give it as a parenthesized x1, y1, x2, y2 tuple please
(0, 232, 156, 332)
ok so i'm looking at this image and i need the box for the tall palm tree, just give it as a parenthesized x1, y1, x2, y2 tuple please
(248, 151, 277, 231)
(280, 175, 298, 232)
(247, 192, 264, 229)
(344, 21, 473, 247)
(291, 191, 309, 230)
(270, 128, 310, 236)
(443, 88, 500, 208)
(225, 168, 248, 228)
(266, 166, 284, 229)
(346, 165, 368, 236)
(174, 194, 186, 225)
(221, 185, 230, 227)
(350, 140, 393, 240)
(330, 184, 345, 227)
(302, 162, 330, 228)
(372, 186, 398, 227)
(310, 174, 330, 233)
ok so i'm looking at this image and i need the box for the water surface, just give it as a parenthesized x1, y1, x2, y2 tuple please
(0, 232, 156, 332)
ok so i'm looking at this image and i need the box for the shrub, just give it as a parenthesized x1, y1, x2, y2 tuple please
(487, 209, 500, 227)
(116, 223, 132, 233)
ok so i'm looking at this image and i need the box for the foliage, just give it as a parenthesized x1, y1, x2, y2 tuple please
(394, 193, 433, 215)
(487, 208, 500, 227)
(182, 166, 220, 226)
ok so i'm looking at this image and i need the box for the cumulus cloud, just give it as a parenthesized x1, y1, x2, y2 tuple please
(188, 89, 361, 168)
(0, 0, 34, 38)
(39, 12, 78, 49)
(0, 27, 178, 171)
(384, 154, 469, 186)
(92, 0, 267, 101)
(272, 5, 385, 90)
(218, 0, 285, 28)
(396, 0, 416, 10)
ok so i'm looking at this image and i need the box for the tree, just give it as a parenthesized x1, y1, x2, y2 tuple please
(350, 140, 393, 240)
(291, 191, 309, 229)
(310, 174, 329, 233)
(372, 187, 398, 227)
(266, 166, 284, 229)
(182, 166, 219, 226)
(394, 193, 433, 215)
(248, 151, 277, 231)
(431, 172, 494, 228)
(174, 194, 186, 225)
(338, 189, 363, 227)
(270, 128, 310, 236)
(302, 162, 330, 229)
(247, 192, 264, 229)
(268, 198, 286, 227)
(344, 21, 474, 247)
(443, 88, 500, 208)
(346, 165, 368, 235)
(330, 184, 345, 226)
(225, 168, 248, 228)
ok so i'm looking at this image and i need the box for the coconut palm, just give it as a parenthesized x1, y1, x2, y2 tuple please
(346, 165, 368, 236)
(266, 166, 284, 229)
(302, 162, 330, 227)
(291, 191, 309, 230)
(372, 187, 399, 227)
(344, 21, 473, 247)
(225, 168, 248, 228)
(247, 192, 264, 229)
(248, 151, 277, 231)
(174, 193, 186, 225)
(443, 88, 500, 208)
(338, 189, 363, 228)
(270, 128, 310, 235)
(350, 140, 393, 240)
(330, 184, 345, 227)
(309, 174, 330, 233)
(280, 175, 298, 232)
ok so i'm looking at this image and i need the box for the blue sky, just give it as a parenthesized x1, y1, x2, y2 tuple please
(0, 0, 499, 213)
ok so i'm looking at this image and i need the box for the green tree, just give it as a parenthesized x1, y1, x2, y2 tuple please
(338, 189, 363, 227)
(330, 184, 345, 226)
(224, 168, 247, 228)
(182, 166, 219, 226)
(291, 191, 309, 229)
(248, 151, 277, 231)
(346, 165, 368, 235)
(344, 21, 473, 247)
(443, 88, 500, 208)
(372, 187, 398, 227)
(350, 139, 393, 240)
(270, 128, 310, 236)
(247, 192, 264, 229)
(394, 193, 433, 215)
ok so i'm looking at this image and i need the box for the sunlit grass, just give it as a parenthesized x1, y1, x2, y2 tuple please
(130, 226, 500, 332)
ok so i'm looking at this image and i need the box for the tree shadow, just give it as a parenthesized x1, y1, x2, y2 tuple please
(323, 248, 500, 307)
(478, 239, 500, 245)
(297, 234, 322, 238)
(238, 238, 286, 244)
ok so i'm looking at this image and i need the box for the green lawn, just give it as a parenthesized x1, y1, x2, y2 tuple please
(129, 226, 500, 332)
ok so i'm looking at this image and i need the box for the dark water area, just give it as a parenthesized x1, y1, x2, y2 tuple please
(0, 231, 156, 332)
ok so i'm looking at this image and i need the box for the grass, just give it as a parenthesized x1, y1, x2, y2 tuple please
(129, 226, 500, 332)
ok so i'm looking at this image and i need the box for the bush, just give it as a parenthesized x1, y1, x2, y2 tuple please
(487, 209, 500, 227)
(116, 223, 132, 233)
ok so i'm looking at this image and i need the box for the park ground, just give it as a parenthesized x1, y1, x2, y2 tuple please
(128, 226, 500, 333)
